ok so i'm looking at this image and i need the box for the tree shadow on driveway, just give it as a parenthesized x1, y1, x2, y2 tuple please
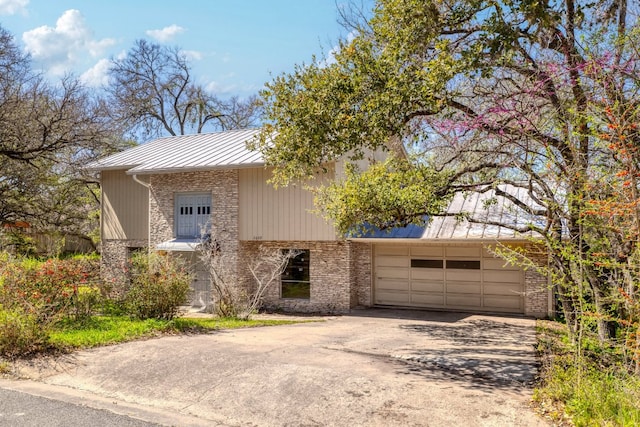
(391, 318, 539, 393)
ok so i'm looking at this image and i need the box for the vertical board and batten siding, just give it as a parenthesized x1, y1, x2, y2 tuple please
(238, 167, 336, 241)
(334, 147, 391, 181)
(101, 170, 149, 240)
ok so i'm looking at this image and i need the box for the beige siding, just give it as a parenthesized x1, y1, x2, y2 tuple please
(335, 147, 392, 180)
(239, 168, 336, 241)
(101, 170, 149, 240)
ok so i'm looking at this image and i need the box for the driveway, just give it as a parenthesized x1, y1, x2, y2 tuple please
(2, 309, 547, 426)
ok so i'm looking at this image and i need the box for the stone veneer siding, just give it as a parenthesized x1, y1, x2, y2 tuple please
(351, 242, 372, 307)
(100, 239, 148, 296)
(148, 170, 239, 275)
(240, 240, 355, 313)
(523, 243, 552, 318)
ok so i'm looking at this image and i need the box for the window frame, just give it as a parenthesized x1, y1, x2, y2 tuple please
(281, 249, 311, 300)
(174, 192, 212, 239)
(445, 259, 481, 270)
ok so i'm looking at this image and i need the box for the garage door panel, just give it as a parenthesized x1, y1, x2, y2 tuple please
(484, 282, 522, 295)
(410, 246, 443, 257)
(377, 267, 409, 279)
(483, 295, 523, 311)
(483, 270, 522, 283)
(374, 244, 524, 314)
(376, 279, 409, 291)
(447, 294, 482, 307)
(411, 269, 444, 281)
(411, 281, 444, 293)
(446, 270, 481, 282)
(376, 256, 409, 268)
(483, 258, 519, 270)
(376, 246, 410, 256)
(446, 282, 482, 295)
(446, 247, 481, 258)
(376, 291, 411, 304)
(411, 293, 445, 305)
(483, 245, 523, 258)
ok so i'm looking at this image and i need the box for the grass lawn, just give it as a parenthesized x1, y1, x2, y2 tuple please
(49, 316, 307, 350)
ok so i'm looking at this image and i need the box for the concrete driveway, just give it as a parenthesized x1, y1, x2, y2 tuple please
(3, 309, 547, 426)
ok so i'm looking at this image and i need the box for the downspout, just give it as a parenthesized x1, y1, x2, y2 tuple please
(132, 174, 151, 189)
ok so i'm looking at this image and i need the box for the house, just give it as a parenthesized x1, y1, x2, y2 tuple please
(87, 128, 552, 317)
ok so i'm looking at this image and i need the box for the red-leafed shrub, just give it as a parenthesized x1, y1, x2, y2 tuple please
(0, 255, 101, 323)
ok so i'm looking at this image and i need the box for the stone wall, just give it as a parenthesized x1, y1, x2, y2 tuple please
(148, 170, 239, 275)
(240, 240, 353, 313)
(351, 242, 372, 307)
(100, 239, 147, 296)
(523, 243, 552, 318)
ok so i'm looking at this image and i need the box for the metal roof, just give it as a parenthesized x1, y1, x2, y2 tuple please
(86, 129, 267, 173)
(421, 185, 543, 240)
(352, 185, 545, 241)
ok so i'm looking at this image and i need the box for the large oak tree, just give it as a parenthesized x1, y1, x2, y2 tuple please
(107, 39, 261, 139)
(258, 0, 640, 354)
(0, 26, 125, 242)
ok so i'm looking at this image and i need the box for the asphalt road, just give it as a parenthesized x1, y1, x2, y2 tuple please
(0, 388, 160, 427)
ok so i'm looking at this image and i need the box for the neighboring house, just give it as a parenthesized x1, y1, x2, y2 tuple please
(87, 128, 552, 317)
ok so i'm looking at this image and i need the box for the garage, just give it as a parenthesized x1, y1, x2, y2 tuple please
(374, 244, 524, 314)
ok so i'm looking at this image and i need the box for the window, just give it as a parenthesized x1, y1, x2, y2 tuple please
(446, 260, 481, 269)
(175, 193, 211, 238)
(281, 250, 310, 299)
(411, 259, 444, 268)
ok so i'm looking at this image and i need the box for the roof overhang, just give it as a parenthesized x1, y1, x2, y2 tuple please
(156, 238, 201, 252)
(125, 162, 266, 175)
(347, 237, 534, 243)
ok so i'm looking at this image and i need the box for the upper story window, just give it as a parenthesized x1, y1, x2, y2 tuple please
(175, 193, 212, 238)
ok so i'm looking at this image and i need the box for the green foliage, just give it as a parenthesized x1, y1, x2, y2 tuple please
(0, 255, 101, 324)
(315, 157, 453, 235)
(260, 0, 640, 370)
(123, 251, 191, 320)
(0, 230, 36, 257)
(0, 306, 51, 359)
(48, 316, 307, 350)
(536, 321, 640, 426)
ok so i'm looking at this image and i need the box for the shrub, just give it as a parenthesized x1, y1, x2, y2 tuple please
(0, 254, 101, 323)
(123, 251, 191, 320)
(0, 305, 50, 359)
(535, 321, 640, 425)
(71, 285, 104, 322)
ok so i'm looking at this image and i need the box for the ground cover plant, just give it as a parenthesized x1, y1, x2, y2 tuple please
(535, 321, 640, 426)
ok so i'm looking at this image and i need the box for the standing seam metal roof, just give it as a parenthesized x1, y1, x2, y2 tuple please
(86, 128, 267, 173)
(353, 185, 545, 241)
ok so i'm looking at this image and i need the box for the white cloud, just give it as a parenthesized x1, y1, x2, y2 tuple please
(205, 80, 236, 95)
(146, 24, 185, 42)
(22, 9, 115, 76)
(181, 50, 203, 61)
(205, 79, 259, 96)
(80, 58, 110, 87)
(0, 0, 28, 16)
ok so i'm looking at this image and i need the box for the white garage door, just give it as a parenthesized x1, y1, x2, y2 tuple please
(374, 245, 524, 313)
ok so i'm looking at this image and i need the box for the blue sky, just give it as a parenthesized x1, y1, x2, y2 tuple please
(0, 0, 367, 98)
